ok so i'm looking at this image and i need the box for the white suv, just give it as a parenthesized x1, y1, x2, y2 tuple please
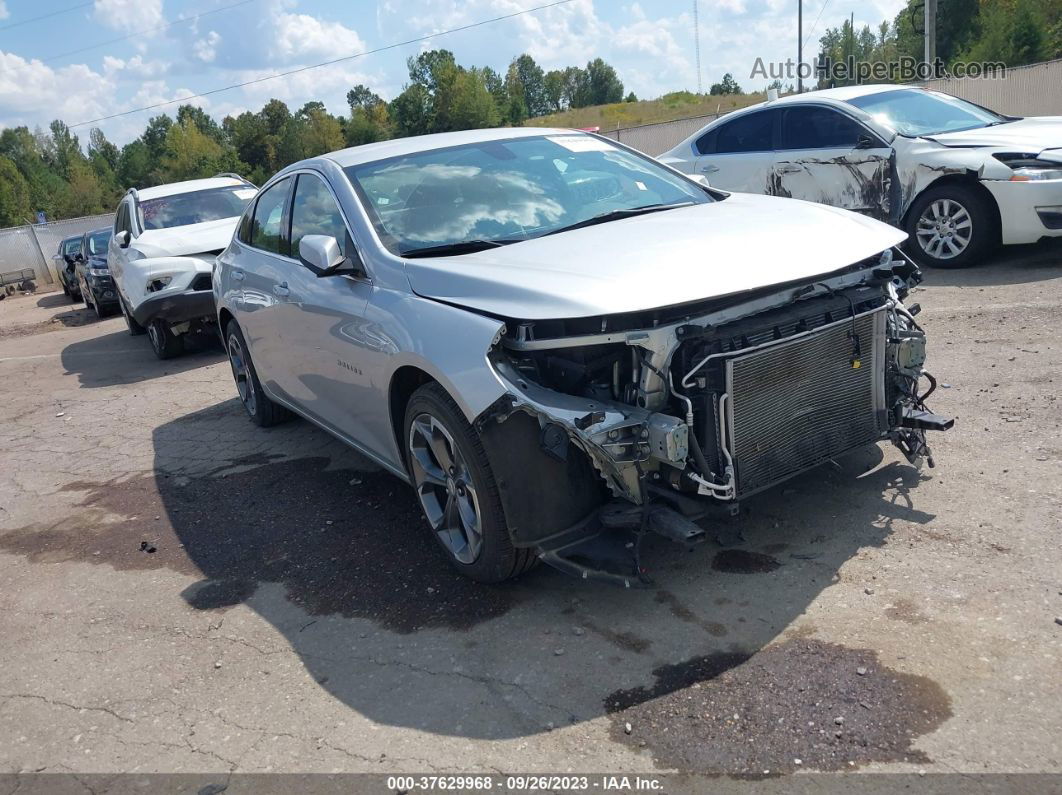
(108, 174, 257, 358)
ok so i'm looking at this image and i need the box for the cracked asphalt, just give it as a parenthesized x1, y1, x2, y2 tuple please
(1, 244, 1060, 777)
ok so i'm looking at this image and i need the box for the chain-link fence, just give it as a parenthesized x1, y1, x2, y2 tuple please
(0, 213, 114, 287)
(599, 112, 723, 156)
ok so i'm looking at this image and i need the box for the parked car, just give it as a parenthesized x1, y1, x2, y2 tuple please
(74, 227, 119, 318)
(52, 235, 82, 300)
(216, 128, 951, 585)
(109, 174, 257, 359)
(660, 85, 1062, 268)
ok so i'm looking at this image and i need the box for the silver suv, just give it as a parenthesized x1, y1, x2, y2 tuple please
(215, 128, 950, 585)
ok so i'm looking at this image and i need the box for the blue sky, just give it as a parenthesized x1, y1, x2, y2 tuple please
(0, 0, 905, 146)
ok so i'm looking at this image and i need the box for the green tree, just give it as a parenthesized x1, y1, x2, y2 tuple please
(299, 108, 345, 157)
(450, 68, 502, 129)
(511, 54, 547, 117)
(579, 58, 624, 106)
(543, 69, 566, 113)
(0, 156, 32, 226)
(709, 73, 742, 95)
(390, 83, 433, 137)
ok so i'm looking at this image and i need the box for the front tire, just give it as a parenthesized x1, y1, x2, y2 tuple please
(905, 183, 996, 268)
(404, 383, 535, 583)
(147, 318, 184, 360)
(224, 320, 290, 427)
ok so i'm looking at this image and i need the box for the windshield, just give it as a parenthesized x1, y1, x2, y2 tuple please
(86, 230, 110, 256)
(846, 89, 1006, 137)
(344, 135, 710, 256)
(138, 185, 255, 231)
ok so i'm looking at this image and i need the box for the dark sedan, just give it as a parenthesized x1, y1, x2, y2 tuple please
(52, 235, 82, 301)
(74, 227, 119, 318)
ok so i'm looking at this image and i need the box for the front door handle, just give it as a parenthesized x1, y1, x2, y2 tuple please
(231, 269, 245, 281)
(273, 282, 290, 298)
(776, 164, 802, 174)
(699, 163, 719, 174)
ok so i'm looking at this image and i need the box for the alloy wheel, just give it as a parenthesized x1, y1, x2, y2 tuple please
(408, 412, 482, 564)
(227, 334, 257, 416)
(916, 198, 973, 260)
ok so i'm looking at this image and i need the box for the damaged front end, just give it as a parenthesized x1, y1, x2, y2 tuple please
(477, 249, 953, 586)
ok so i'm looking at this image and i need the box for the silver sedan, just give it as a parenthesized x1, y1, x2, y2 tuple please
(215, 127, 949, 585)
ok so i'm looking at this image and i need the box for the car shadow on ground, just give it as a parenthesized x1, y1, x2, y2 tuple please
(134, 401, 937, 742)
(37, 292, 75, 310)
(0, 396, 941, 754)
(920, 238, 1062, 288)
(60, 329, 224, 387)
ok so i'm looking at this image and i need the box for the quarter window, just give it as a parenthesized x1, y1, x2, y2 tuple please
(250, 178, 291, 255)
(713, 111, 775, 154)
(290, 174, 348, 258)
(781, 107, 867, 149)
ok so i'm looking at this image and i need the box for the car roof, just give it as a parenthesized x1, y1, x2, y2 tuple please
(320, 127, 589, 169)
(136, 176, 248, 201)
(774, 84, 913, 104)
(714, 84, 923, 120)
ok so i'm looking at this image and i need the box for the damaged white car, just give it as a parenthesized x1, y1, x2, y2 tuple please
(109, 174, 257, 358)
(660, 85, 1062, 268)
(216, 129, 952, 585)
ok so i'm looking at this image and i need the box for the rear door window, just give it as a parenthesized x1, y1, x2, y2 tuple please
(712, 111, 776, 154)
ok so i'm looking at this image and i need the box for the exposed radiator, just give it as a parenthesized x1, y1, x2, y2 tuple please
(724, 309, 886, 496)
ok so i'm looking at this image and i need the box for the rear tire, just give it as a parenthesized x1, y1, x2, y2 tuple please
(147, 318, 184, 360)
(120, 296, 146, 335)
(905, 183, 997, 269)
(224, 320, 291, 427)
(403, 382, 536, 583)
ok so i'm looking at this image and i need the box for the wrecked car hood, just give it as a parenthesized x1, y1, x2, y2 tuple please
(133, 216, 240, 259)
(404, 194, 906, 319)
(925, 117, 1062, 153)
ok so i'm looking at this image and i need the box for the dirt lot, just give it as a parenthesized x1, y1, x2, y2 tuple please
(1, 244, 1060, 780)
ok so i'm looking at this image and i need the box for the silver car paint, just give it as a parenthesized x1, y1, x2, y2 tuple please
(216, 130, 904, 494)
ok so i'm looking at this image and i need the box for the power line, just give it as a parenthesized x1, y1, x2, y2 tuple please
(802, 0, 830, 52)
(0, 0, 93, 32)
(41, 0, 259, 64)
(69, 0, 577, 129)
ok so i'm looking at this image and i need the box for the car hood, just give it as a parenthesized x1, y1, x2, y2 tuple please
(925, 117, 1062, 157)
(404, 194, 907, 320)
(133, 216, 240, 258)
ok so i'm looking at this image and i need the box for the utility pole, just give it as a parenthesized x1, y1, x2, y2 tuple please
(924, 0, 937, 72)
(797, 0, 803, 93)
(693, 0, 703, 93)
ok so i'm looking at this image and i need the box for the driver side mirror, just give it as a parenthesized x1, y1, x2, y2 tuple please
(299, 234, 362, 278)
(115, 230, 131, 248)
(855, 133, 877, 150)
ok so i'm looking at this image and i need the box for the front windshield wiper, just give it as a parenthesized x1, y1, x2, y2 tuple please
(399, 239, 524, 258)
(541, 202, 695, 238)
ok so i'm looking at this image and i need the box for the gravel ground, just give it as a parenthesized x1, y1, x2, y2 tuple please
(0, 241, 1060, 778)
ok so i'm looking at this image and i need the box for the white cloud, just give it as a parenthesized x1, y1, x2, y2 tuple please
(93, 0, 163, 34)
(0, 51, 113, 126)
(0, 1, 9, 21)
(193, 30, 221, 63)
(274, 12, 366, 61)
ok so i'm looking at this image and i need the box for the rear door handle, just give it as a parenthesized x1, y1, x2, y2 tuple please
(776, 164, 802, 174)
(231, 269, 245, 281)
(273, 281, 290, 298)
(699, 164, 719, 174)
